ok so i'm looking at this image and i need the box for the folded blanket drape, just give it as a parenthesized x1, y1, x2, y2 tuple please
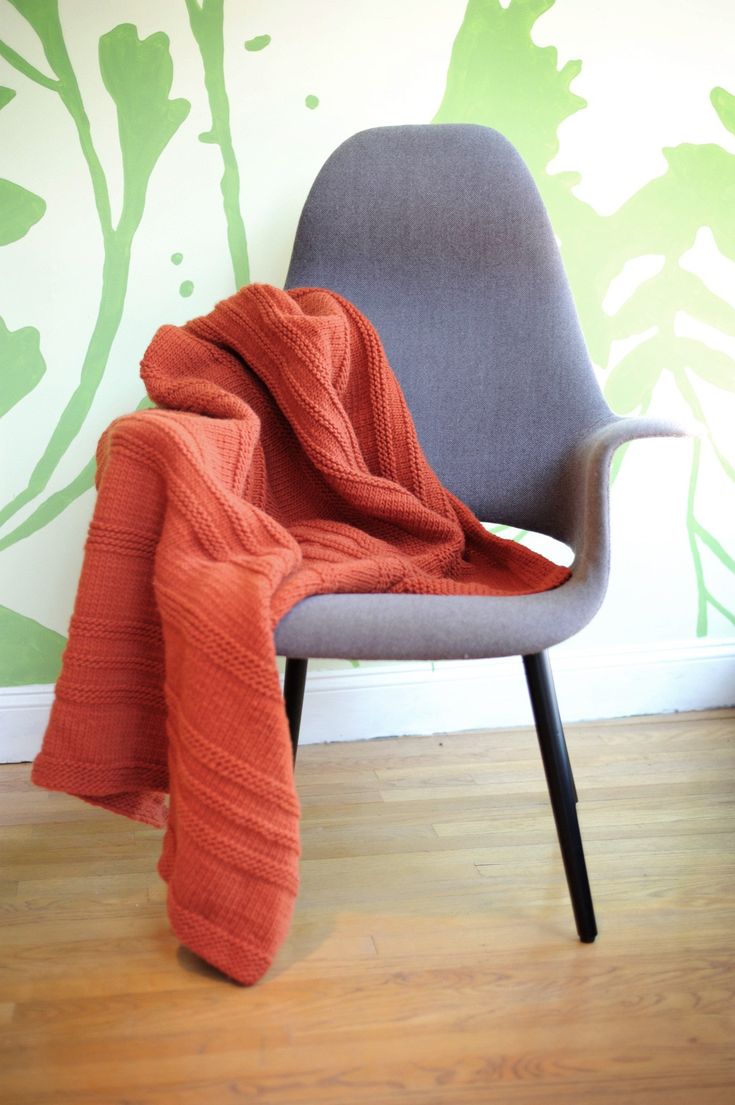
(31, 284, 570, 984)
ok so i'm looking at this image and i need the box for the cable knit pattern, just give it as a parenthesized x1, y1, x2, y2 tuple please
(31, 284, 570, 984)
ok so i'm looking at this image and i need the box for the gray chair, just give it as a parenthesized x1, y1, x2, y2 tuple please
(275, 124, 684, 943)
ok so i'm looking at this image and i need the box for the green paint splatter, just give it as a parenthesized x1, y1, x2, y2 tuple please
(179, 279, 194, 297)
(0, 605, 66, 685)
(185, 0, 250, 288)
(244, 34, 271, 52)
(433, 0, 735, 635)
(0, 86, 16, 109)
(0, 178, 46, 245)
(171, 251, 183, 264)
(0, 317, 46, 418)
(0, 8, 189, 535)
(305, 94, 319, 110)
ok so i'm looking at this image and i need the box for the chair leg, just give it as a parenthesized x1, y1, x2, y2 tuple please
(283, 657, 308, 763)
(522, 651, 597, 943)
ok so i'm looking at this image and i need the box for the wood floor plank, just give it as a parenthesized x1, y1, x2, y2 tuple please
(0, 708, 733, 1105)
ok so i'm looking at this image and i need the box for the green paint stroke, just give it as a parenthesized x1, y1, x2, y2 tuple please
(0, 395, 150, 557)
(0, 604, 66, 685)
(0, 177, 46, 245)
(171, 251, 183, 264)
(434, 0, 735, 634)
(0, 7, 189, 535)
(185, 0, 250, 288)
(244, 34, 270, 52)
(0, 317, 46, 417)
(305, 94, 319, 110)
(179, 279, 194, 297)
(0, 457, 95, 554)
(0, 86, 16, 109)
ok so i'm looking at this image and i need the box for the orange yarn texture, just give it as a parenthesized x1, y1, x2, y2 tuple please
(32, 284, 570, 984)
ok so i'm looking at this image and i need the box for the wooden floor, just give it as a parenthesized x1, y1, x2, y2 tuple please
(0, 709, 733, 1104)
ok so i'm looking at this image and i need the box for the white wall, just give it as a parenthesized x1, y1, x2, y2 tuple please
(1, 0, 734, 757)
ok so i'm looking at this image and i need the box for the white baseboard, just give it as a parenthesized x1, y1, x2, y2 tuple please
(294, 637, 735, 745)
(2, 638, 734, 762)
(1, 685, 56, 764)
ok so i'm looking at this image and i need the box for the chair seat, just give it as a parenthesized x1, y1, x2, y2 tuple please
(274, 573, 600, 661)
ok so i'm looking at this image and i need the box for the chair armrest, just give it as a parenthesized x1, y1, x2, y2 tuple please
(565, 415, 690, 590)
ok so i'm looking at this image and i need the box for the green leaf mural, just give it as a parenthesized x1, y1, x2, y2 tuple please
(0, 457, 95, 555)
(0, 317, 45, 417)
(0, 4, 191, 680)
(605, 342, 662, 416)
(711, 85, 735, 136)
(0, 605, 66, 684)
(185, 0, 250, 287)
(0, 5, 189, 538)
(434, 0, 609, 368)
(434, 0, 586, 178)
(100, 24, 190, 231)
(0, 0, 732, 687)
(0, 2, 256, 683)
(599, 99, 735, 631)
(434, 0, 735, 635)
(0, 177, 45, 245)
(0, 395, 150, 557)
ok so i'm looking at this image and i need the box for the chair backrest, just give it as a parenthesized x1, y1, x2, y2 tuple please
(285, 124, 612, 540)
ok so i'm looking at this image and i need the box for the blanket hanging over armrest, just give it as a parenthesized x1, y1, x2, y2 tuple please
(31, 284, 570, 984)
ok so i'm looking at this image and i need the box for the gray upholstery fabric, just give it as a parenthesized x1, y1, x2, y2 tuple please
(274, 125, 685, 660)
(274, 417, 684, 659)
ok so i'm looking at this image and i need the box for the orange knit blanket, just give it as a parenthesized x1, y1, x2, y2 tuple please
(32, 284, 569, 984)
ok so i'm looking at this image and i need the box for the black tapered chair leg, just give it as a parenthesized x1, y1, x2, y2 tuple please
(522, 651, 597, 943)
(283, 657, 309, 762)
